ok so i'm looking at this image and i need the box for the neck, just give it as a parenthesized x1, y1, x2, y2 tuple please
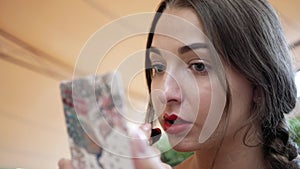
(190, 132, 266, 169)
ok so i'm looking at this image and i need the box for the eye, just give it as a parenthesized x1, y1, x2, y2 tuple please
(151, 63, 166, 76)
(189, 61, 207, 74)
(191, 63, 205, 71)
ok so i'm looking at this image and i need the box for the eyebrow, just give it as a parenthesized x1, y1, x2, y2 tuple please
(178, 43, 208, 54)
(149, 43, 208, 56)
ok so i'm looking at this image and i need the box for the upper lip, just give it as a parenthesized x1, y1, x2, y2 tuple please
(163, 114, 190, 124)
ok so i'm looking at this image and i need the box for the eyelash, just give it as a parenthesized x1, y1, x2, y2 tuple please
(150, 60, 208, 77)
(151, 63, 166, 76)
(188, 61, 208, 74)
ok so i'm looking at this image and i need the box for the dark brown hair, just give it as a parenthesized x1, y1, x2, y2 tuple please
(145, 0, 299, 168)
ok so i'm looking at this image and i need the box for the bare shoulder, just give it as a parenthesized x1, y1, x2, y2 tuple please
(173, 155, 195, 169)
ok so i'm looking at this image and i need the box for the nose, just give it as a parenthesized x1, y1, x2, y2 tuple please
(158, 72, 182, 104)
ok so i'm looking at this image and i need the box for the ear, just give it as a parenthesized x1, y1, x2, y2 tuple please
(253, 86, 262, 103)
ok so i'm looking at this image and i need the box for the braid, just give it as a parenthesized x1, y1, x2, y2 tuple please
(262, 118, 299, 169)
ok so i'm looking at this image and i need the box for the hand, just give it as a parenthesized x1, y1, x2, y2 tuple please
(130, 123, 172, 169)
(58, 124, 171, 169)
(58, 159, 74, 169)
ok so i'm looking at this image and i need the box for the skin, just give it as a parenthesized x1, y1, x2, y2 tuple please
(59, 7, 267, 169)
(149, 7, 267, 169)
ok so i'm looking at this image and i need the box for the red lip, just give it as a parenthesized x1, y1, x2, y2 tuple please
(164, 114, 178, 121)
(163, 114, 192, 134)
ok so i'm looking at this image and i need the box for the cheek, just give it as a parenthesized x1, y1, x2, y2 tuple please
(150, 88, 166, 118)
(193, 84, 212, 122)
(230, 75, 253, 115)
(228, 88, 253, 130)
(194, 76, 228, 143)
(226, 71, 254, 134)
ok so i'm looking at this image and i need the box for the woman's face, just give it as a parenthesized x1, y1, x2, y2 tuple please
(149, 7, 255, 151)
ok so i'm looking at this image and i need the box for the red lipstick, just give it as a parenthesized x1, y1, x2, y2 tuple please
(163, 114, 192, 134)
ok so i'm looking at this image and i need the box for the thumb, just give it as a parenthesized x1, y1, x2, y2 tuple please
(130, 127, 171, 169)
(139, 123, 162, 145)
(140, 123, 152, 139)
(58, 158, 74, 169)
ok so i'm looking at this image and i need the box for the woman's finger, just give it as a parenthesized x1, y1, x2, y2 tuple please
(139, 123, 162, 145)
(58, 158, 74, 169)
(140, 123, 152, 139)
(130, 126, 171, 169)
(132, 145, 172, 169)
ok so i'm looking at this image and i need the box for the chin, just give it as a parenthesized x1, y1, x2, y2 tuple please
(168, 135, 198, 152)
(171, 143, 196, 152)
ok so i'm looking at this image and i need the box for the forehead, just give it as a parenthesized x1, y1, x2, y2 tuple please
(153, 8, 206, 46)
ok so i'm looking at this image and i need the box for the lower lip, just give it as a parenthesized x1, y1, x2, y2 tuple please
(163, 121, 192, 134)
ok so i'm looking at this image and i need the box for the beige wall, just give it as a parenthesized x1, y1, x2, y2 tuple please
(0, 58, 148, 169)
(0, 59, 70, 168)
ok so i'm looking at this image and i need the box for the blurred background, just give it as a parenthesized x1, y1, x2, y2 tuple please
(0, 0, 299, 169)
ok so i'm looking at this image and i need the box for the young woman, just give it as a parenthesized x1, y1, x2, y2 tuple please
(59, 0, 300, 168)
